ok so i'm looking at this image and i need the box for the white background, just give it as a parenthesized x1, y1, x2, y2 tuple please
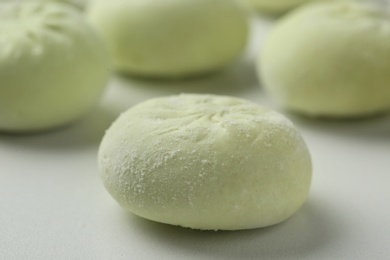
(1, 16, 390, 260)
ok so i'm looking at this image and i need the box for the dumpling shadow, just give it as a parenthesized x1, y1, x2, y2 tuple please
(0, 104, 119, 151)
(114, 58, 260, 97)
(124, 200, 342, 260)
(289, 111, 390, 140)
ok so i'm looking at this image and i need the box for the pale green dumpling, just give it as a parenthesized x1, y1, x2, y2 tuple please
(98, 94, 312, 230)
(87, 0, 249, 79)
(0, 2, 109, 132)
(259, 0, 390, 118)
(241, 0, 313, 15)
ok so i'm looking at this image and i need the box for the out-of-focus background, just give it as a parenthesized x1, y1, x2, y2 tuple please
(1, 0, 389, 259)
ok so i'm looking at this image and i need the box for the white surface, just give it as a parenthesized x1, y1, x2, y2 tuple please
(1, 16, 390, 260)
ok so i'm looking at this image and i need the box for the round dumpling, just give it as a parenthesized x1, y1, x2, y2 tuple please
(259, 0, 390, 117)
(98, 94, 312, 230)
(87, 0, 249, 79)
(0, 2, 109, 132)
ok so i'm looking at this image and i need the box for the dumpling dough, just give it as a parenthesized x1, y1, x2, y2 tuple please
(259, 0, 390, 117)
(241, 0, 313, 15)
(98, 94, 312, 230)
(87, 0, 248, 79)
(0, 2, 109, 132)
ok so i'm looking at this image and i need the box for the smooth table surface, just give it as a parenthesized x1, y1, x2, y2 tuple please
(1, 17, 390, 260)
